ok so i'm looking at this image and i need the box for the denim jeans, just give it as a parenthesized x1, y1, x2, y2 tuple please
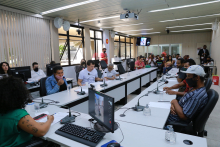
(163, 67, 172, 74)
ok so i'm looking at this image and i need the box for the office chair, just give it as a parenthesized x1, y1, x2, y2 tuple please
(96, 69, 103, 78)
(39, 77, 48, 97)
(204, 78, 212, 91)
(117, 64, 126, 74)
(100, 60, 107, 70)
(168, 89, 219, 137)
(76, 72, 79, 82)
(16, 137, 51, 147)
(129, 61, 135, 71)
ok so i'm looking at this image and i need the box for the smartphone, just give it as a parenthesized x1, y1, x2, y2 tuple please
(33, 113, 47, 120)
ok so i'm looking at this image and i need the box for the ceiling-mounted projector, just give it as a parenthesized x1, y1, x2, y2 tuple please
(120, 11, 138, 20)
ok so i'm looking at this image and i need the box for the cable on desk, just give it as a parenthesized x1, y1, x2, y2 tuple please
(116, 122, 124, 144)
(120, 108, 132, 116)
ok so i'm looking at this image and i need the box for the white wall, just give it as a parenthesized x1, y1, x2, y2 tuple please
(147, 32, 212, 64)
(84, 27, 91, 61)
(50, 20, 60, 63)
(211, 23, 220, 83)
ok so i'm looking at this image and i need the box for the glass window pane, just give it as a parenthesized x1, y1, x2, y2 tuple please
(126, 43, 130, 58)
(171, 44, 182, 57)
(148, 45, 160, 57)
(121, 43, 125, 59)
(69, 40, 83, 64)
(90, 30, 94, 38)
(114, 35, 119, 41)
(159, 44, 169, 56)
(90, 39, 96, 60)
(126, 37, 130, 43)
(69, 37, 82, 41)
(137, 46, 147, 57)
(59, 36, 68, 66)
(120, 36, 125, 42)
(69, 27, 82, 36)
(114, 42, 119, 57)
(131, 44, 134, 58)
(95, 31, 102, 39)
(97, 40, 103, 59)
(58, 26, 66, 35)
(131, 38, 134, 44)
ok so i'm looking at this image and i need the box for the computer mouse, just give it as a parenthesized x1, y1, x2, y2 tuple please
(107, 143, 120, 147)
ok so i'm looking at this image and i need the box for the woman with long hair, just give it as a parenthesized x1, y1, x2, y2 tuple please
(163, 55, 174, 74)
(0, 62, 11, 75)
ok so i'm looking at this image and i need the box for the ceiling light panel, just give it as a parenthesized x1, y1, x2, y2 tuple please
(166, 23, 212, 28)
(41, 0, 99, 15)
(80, 15, 119, 23)
(100, 23, 144, 28)
(160, 13, 220, 22)
(129, 32, 161, 35)
(119, 28, 153, 32)
(149, 0, 220, 12)
(171, 28, 212, 32)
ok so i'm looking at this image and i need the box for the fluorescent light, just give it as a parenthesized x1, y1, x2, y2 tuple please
(129, 32, 161, 35)
(171, 28, 212, 32)
(166, 23, 212, 28)
(41, 0, 99, 15)
(119, 28, 153, 33)
(80, 15, 119, 23)
(101, 23, 144, 28)
(149, 0, 220, 12)
(160, 13, 220, 22)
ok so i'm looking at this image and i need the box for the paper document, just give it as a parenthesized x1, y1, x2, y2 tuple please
(74, 88, 88, 93)
(26, 81, 35, 84)
(149, 102, 171, 109)
(36, 112, 68, 126)
(116, 76, 125, 79)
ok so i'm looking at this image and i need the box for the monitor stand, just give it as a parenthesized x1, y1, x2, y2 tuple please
(94, 122, 118, 133)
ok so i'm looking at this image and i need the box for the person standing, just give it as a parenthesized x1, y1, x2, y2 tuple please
(162, 49, 167, 58)
(100, 48, 108, 64)
(198, 45, 210, 64)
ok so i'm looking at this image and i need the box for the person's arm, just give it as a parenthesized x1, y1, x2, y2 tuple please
(100, 53, 107, 60)
(177, 77, 183, 83)
(206, 50, 210, 56)
(41, 70, 46, 78)
(163, 82, 185, 91)
(198, 49, 201, 56)
(45, 79, 60, 95)
(166, 90, 186, 96)
(95, 77, 103, 81)
(77, 79, 83, 86)
(18, 115, 54, 137)
(171, 99, 188, 120)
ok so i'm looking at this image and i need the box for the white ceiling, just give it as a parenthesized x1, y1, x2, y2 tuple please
(0, 0, 219, 36)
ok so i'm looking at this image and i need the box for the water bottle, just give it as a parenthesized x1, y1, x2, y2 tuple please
(67, 84, 71, 92)
(165, 125, 176, 144)
(127, 71, 130, 76)
(143, 104, 151, 116)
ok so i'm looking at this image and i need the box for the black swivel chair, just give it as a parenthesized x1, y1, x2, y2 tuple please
(100, 60, 107, 70)
(204, 78, 212, 91)
(168, 89, 219, 137)
(39, 77, 48, 97)
(129, 61, 135, 71)
(96, 69, 103, 78)
(117, 64, 126, 74)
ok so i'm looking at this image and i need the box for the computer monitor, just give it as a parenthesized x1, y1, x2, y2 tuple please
(10, 66, 31, 82)
(46, 63, 60, 76)
(89, 88, 118, 133)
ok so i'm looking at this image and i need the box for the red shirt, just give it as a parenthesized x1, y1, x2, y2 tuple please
(100, 52, 108, 64)
(162, 52, 167, 57)
(183, 80, 192, 92)
(135, 60, 145, 69)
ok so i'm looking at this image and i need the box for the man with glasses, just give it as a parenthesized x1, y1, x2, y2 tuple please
(102, 63, 119, 80)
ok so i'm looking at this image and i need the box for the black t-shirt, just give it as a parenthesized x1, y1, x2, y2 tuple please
(156, 61, 163, 67)
(60, 82, 67, 92)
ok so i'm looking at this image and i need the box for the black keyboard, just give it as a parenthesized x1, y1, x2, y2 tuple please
(55, 123, 105, 147)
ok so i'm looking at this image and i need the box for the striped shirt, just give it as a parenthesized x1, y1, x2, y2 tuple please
(168, 87, 208, 122)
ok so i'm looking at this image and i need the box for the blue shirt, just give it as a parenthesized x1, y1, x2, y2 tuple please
(168, 87, 208, 122)
(45, 75, 67, 95)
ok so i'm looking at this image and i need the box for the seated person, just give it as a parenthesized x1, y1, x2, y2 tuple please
(173, 54, 180, 67)
(167, 65, 208, 123)
(77, 60, 103, 86)
(46, 66, 67, 95)
(176, 58, 186, 83)
(102, 63, 119, 80)
(146, 54, 156, 67)
(0, 76, 54, 146)
(135, 56, 145, 69)
(50, 61, 56, 64)
(0, 62, 11, 75)
(163, 55, 174, 74)
(75, 59, 87, 73)
(28, 62, 46, 82)
(164, 59, 196, 101)
(204, 56, 214, 76)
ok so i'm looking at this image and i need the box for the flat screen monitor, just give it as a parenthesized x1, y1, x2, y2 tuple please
(136, 37, 151, 46)
(46, 63, 60, 76)
(89, 89, 115, 133)
(10, 66, 31, 82)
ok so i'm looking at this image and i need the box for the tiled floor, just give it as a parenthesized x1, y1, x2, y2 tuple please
(115, 82, 220, 147)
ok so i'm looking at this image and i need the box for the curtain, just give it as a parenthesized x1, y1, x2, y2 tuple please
(0, 9, 51, 71)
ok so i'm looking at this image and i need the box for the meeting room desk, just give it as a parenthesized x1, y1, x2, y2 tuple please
(34, 68, 158, 114)
(46, 114, 207, 147)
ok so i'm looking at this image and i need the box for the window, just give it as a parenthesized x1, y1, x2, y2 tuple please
(114, 35, 132, 59)
(171, 44, 182, 58)
(58, 26, 84, 65)
(90, 30, 103, 60)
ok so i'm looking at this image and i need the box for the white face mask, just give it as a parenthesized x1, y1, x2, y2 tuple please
(201, 57, 204, 59)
